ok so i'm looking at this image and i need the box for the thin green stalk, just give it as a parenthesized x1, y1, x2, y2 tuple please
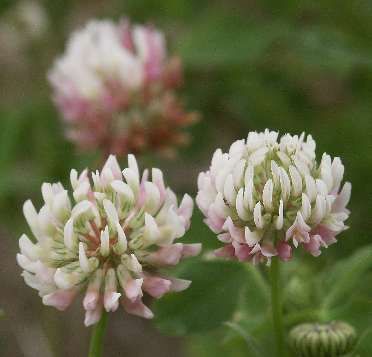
(270, 257, 286, 357)
(88, 310, 108, 357)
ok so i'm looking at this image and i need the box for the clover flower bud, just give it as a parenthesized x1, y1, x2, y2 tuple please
(289, 321, 357, 357)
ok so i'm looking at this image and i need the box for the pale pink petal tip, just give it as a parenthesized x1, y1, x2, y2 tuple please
(276, 241, 292, 262)
(168, 278, 191, 292)
(214, 244, 235, 258)
(104, 292, 121, 312)
(143, 276, 171, 298)
(84, 304, 103, 327)
(178, 194, 194, 227)
(42, 289, 77, 311)
(83, 291, 100, 311)
(233, 243, 252, 261)
(124, 278, 143, 302)
(182, 243, 202, 258)
(146, 244, 183, 266)
(122, 297, 154, 319)
(303, 235, 322, 257)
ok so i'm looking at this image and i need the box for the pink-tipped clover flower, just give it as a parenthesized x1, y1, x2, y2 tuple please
(196, 130, 350, 264)
(17, 155, 200, 326)
(48, 19, 197, 156)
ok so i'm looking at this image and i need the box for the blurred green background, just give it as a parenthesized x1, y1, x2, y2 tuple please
(1, 0, 372, 356)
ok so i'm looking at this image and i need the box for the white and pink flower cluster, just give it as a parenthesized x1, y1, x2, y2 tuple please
(17, 155, 200, 326)
(48, 19, 197, 156)
(196, 130, 351, 264)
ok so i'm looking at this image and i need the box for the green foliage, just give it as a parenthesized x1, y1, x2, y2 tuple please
(154, 260, 247, 335)
(178, 209, 220, 249)
(0, 0, 13, 15)
(353, 328, 372, 356)
(190, 248, 372, 356)
(2, 0, 372, 356)
(321, 244, 372, 311)
(187, 329, 255, 357)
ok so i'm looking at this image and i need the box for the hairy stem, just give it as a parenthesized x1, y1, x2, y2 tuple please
(88, 311, 108, 357)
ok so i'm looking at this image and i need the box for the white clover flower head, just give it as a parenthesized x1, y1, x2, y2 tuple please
(48, 18, 197, 156)
(17, 155, 200, 326)
(196, 130, 351, 264)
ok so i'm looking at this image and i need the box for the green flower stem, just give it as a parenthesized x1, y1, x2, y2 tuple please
(88, 310, 108, 357)
(270, 257, 286, 357)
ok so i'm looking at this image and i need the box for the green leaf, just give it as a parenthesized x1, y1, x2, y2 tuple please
(215, 264, 274, 356)
(322, 244, 372, 310)
(153, 260, 246, 335)
(175, 16, 289, 68)
(224, 322, 263, 357)
(286, 27, 372, 74)
(353, 328, 372, 356)
(0, 0, 12, 15)
(179, 209, 221, 250)
(0, 109, 23, 172)
(323, 271, 372, 333)
(186, 329, 251, 357)
(233, 265, 270, 329)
